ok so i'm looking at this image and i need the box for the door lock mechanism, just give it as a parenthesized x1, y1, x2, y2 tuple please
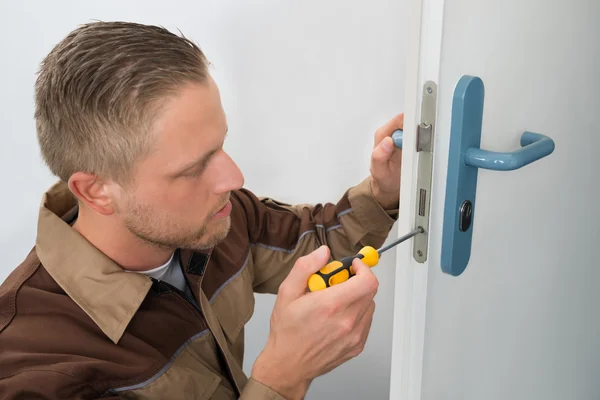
(413, 81, 437, 263)
(417, 122, 433, 152)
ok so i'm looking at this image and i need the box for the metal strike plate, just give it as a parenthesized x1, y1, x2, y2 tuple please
(413, 81, 437, 263)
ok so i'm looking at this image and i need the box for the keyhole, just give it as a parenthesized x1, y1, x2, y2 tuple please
(459, 200, 472, 232)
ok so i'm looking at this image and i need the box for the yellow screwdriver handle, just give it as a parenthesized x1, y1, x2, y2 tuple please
(307, 246, 379, 292)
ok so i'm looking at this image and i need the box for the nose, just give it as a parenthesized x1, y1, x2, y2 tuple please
(212, 151, 244, 194)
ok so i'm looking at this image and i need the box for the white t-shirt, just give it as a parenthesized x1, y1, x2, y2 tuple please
(130, 253, 193, 298)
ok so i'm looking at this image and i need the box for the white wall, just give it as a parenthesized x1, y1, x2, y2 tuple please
(0, 1, 406, 399)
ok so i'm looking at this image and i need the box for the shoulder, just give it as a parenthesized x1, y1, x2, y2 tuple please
(0, 252, 100, 377)
(0, 255, 135, 397)
(0, 247, 42, 333)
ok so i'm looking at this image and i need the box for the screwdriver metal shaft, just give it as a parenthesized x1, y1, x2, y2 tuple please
(307, 226, 425, 291)
(377, 226, 425, 254)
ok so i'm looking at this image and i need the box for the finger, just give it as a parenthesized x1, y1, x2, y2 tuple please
(277, 245, 331, 305)
(325, 301, 375, 367)
(355, 300, 376, 333)
(370, 136, 394, 180)
(374, 113, 405, 146)
(328, 301, 375, 365)
(352, 257, 379, 282)
(333, 300, 376, 362)
(354, 300, 376, 350)
(352, 297, 376, 331)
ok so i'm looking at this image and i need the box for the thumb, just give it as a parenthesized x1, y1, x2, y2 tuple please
(370, 137, 393, 179)
(277, 245, 331, 304)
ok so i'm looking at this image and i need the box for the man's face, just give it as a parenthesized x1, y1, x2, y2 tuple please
(114, 76, 244, 251)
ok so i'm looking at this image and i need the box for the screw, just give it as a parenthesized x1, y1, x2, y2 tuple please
(417, 250, 423, 257)
(426, 87, 433, 94)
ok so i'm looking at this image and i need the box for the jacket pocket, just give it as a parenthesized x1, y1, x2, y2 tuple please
(115, 340, 233, 400)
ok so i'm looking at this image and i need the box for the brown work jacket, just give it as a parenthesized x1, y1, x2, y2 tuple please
(0, 178, 397, 399)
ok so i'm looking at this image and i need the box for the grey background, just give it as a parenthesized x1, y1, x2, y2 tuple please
(0, 1, 406, 398)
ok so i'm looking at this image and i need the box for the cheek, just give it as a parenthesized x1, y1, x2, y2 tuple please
(130, 172, 214, 222)
(167, 178, 213, 220)
(126, 182, 185, 218)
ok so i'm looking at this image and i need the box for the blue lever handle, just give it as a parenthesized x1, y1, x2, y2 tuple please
(441, 75, 556, 277)
(392, 129, 403, 148)
(464, 131, 555, 171)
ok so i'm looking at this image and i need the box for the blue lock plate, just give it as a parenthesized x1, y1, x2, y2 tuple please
(440, 75, 555, 276)
(441, 76, 484, 276)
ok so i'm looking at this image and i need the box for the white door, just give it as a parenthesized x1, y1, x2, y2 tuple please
(390, 0, 600, 399)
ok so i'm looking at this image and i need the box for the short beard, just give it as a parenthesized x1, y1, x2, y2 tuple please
(122, 198, 231, 252)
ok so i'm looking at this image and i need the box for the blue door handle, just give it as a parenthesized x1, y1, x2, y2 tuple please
(392, 129, 403, 148)
(465, 131, 555, 171)
(441, 75, 555, 277)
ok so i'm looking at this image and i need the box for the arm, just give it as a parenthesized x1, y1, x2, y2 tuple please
(237, 112, 404, 294)
(233, 177, 398, 294)
(236, 114, 405, 399)
(239, 378, 288, 400)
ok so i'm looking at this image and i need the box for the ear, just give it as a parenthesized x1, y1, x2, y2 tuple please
(68, 172, 116, 216)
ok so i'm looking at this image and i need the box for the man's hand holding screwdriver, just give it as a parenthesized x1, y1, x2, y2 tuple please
(250, 114, 403, 399)
(251, 246, 379, 400)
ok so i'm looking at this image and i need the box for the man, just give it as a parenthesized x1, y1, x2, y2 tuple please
(0, 21, 403, 399)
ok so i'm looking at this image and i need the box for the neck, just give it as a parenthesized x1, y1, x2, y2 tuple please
(73, 205, 173, 272)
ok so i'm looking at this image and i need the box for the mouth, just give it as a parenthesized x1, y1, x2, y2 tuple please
(212, 200, 232, 219)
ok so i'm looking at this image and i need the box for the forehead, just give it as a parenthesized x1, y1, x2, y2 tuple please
(150, 77, 227, 156)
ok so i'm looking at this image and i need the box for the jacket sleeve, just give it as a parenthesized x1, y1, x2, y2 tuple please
(232, 177, 399, 294)
(239, 378, 288, 400)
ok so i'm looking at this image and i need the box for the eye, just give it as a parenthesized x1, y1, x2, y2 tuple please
(185, 152, 215, 178)
(185, 166, 205, 178)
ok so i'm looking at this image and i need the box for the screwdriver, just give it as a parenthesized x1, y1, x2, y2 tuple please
(307, 226, 425, 292)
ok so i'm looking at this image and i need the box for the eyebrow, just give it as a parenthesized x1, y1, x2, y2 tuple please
(175, 148, 219, 176)
(174, 128, 228, 176)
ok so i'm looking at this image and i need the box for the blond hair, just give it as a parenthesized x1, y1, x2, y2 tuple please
(35, 21, 210, 183)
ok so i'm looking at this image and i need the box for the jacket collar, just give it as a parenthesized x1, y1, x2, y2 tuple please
(35, 181, 153, 344)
